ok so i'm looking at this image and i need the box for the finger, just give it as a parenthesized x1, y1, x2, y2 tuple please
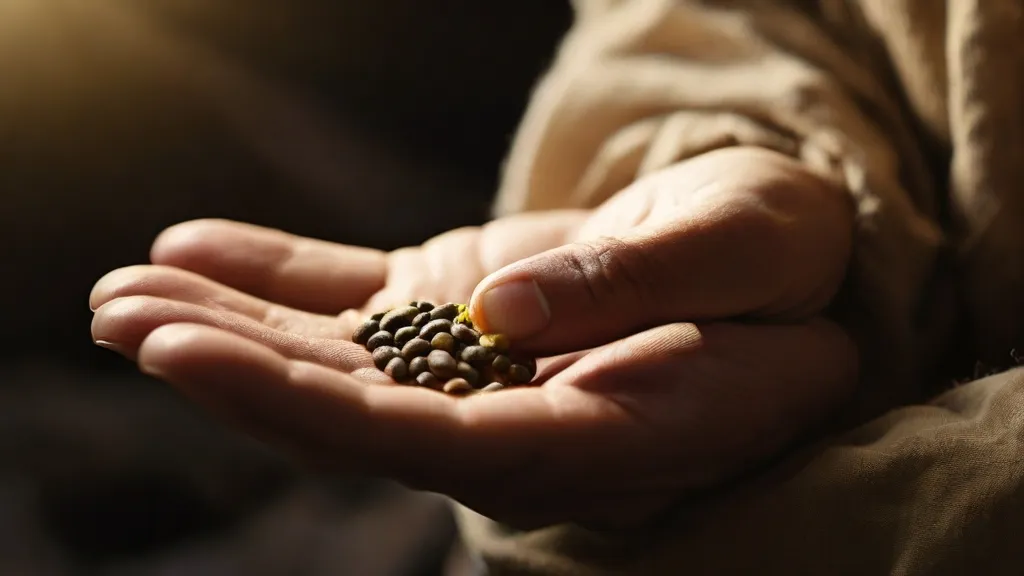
(135, 323, 630, 496)
(547, 319, 858, 486)
(468, 148, 853, 353)
(90, 265, 360, 334)
(92, 296, 378, 378)
(150, 219, 387, 314)
(364, 210, 590, 311)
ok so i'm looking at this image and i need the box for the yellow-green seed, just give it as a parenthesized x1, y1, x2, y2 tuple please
(479, 333, 510, 353)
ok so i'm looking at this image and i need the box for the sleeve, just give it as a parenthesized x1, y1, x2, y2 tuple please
(492, 0, 949, 415)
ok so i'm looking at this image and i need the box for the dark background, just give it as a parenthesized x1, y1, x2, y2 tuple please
(0, 2, 572, 574)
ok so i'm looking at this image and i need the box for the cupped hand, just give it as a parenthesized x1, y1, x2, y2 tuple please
(90, 147, 858, 529)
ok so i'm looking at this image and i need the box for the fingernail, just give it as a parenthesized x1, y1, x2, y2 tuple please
(95, 339, 128, 357)
(477, 280, 550, 339)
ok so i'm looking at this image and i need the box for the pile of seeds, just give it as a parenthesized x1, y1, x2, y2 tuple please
(351, 301, 537, 396)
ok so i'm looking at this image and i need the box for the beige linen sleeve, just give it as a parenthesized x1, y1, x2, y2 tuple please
(454, 4, 1024, 575)
(492, 0, 949, 415)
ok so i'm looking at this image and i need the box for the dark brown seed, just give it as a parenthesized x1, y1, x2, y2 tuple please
(479, 333, 510, 353)
(366, 331, 395, 351)
(380, 306, 420, 332)
(520, 356, 536, 375)
(451, 323, 480, 345)
(372, 346, 402, 370)
(402, 338, 432, 360)
(408, 300, 419, 308)
(416, 371, 442, 390)
(511, 356, 537, 377)
(420, 319, 453, 340)
(456, 362, 480, 386)
(429, 303, 460, 321)
(454, 344, 470, 365)
(417, 301, 435, 312)
(443, 378, 474, 395)
(482, 382, 505, 393)
(427, 349, 458, 380)
(394, 326, 419, 347)
(431, 332, 455, 354)
(409, 356, 430, 377)
(352, 320, 380, 345)
(491, 354, 511, 374)
(412, 312, 431, 328)
(384, 357, 410, 382)
(461, 346, 492, 367)
(370, 311, 387, 322)
(508, 364, 532, 384)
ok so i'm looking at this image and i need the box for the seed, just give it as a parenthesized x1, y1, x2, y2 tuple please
(384, 357, 410, 382)
(402, 338, 432, 360)
(429, 332, 454, 354)
(417, 301, 435, 313)
(352, 320, 380, 346)
(366, 331, 395, 351)
(412, 312, 431, 328)
(429, 303, 460, 321)
(416, 371, 442, 390)
(508, 364, 532, 384)
(491, 354, 512, 374)
(420, 319, 453, 340)
(380, 306, 420, 333)
(511, 355, 537, 377)
(394, 326, 419, 347)
(457, 362, 480, 386)
(408, 300, 419, 308)
(372, 346, 402, 370)
(443, 378, 474, 395)
(453, 303, 473, 326)
(427, 349, 458, 380)
(451, 323, 480, 345)
(460, 345, 492, 367)
(409, 356, 430, 377)
(370, 311, 387, 322)
(479, 333, 510, 353)
(482, 382, 505, 393)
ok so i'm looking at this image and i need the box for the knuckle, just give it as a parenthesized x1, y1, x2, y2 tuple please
(563, 237, 659, 305)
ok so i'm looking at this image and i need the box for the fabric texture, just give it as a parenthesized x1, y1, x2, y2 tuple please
(456, 0, 1024, 574)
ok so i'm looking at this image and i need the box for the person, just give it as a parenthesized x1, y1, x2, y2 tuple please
(90, 1, 1024, 574)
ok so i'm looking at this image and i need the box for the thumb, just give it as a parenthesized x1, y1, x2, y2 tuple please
(468, 186, 851, 354)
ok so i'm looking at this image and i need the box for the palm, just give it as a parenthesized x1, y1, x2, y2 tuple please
(91, 153, 857, 529)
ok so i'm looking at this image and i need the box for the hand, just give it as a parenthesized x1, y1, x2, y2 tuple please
(90, 147, 857, 529)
